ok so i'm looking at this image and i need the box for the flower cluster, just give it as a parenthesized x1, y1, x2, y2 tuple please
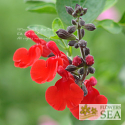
(13, 3, 108, 120)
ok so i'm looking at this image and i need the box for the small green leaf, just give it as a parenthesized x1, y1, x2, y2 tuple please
(28, 25, 55, 38)
(26, 3, 57, 14)
(96, 19, 122, 34)
(119, 12, 125, 25)
(56, 0, 106, 25)
(103, 0, 118, 12)
(52, 18, 64, 35)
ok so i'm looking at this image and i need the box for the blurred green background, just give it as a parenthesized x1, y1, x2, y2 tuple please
(0, 0, 125, 125)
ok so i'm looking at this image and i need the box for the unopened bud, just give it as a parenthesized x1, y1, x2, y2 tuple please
(56, 29, 76, 40)
(72, 11, 78, 18)
(74, 43, 79, 48)
(79, 20, 85, 26)
(88, 67, 95, 74)
(75, 4, 80, 10)
(71, 19, 77, 25)
(84, 23, 96, 31)
(85, 47, 90, 56)
(67, 26, 76, 33)
(78, 40, 87, 48)
(65, 6, 74, 15)
(65, 65, 77, 72)
(83, 8, 87, 15)
(68, 40, 76, 46)
(72, 56, 82, 66)
(78, 67, 84, 75)
(86, 55, 94, 66)
(82, 84, 88, 96)
(67, 56, 72, 64)
(81, 29, 85, 38)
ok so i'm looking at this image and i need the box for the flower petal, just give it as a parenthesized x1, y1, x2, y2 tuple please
(45, 78, 83, 111)
(13, 45, 42, 68)
(30, 57, 58, 84)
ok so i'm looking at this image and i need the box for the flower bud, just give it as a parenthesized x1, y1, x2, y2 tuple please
(72, 56, 82, 66)
(65, 6, 74, 15)
(71, 19, 77, 25)
(84, 23, 96, 31)
(56, 29, 76, 40)
(79, 20, 85, 26)
(78, 40, 87, 48)
(67, 26, 76, 33)
(88, 67, 95, 74)
(74, 43, 79, 48)
(82, 84, 88, 96)
(80, 29, 85, 38)
(83, 8, 87, 15)
(78, 67, 84, 75)
(75, 4, 80, 10)
(85, 47, 90, 56)
(72, 11, 78, 18)
(89, 76, 97, 86)
(65, 65, 77, 72)
(85, 55, 94, 66)
(68, 40, 76, 46)
(67, 56, 72, 64)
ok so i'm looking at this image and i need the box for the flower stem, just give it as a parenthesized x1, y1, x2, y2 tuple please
(77, 17, 88, 86)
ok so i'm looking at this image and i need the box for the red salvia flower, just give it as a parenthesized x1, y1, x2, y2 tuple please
(13, 45, 42, 68)
(13, 30, 52, 68)
(70, 77, 108, 120)
(30, 41, 70, 84)
(45, 66, 84, 111)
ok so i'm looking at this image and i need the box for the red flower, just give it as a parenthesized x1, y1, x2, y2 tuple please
(13, 30, 52, 68)
(30, 41, 70, 84)
(45, 66, 84, 111)
(13, 45, 42, 68)
(70, 77, 108, 120)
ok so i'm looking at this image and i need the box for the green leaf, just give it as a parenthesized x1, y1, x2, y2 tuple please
(24, 0, 56, 3)
(50, 35, 59, 39)
(28, 25, 55, 38)
(96, 19, 122, 34)
(103, 0, 118, 12)
(56, 0, 106, 25)
(119, 12, 125, 25)
(52, 18, 64, 35)
(26, 3, 57, 14)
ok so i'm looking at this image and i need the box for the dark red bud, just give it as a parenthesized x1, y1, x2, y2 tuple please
(86, 55, 94, 66)
(72, 56, 82, 66)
